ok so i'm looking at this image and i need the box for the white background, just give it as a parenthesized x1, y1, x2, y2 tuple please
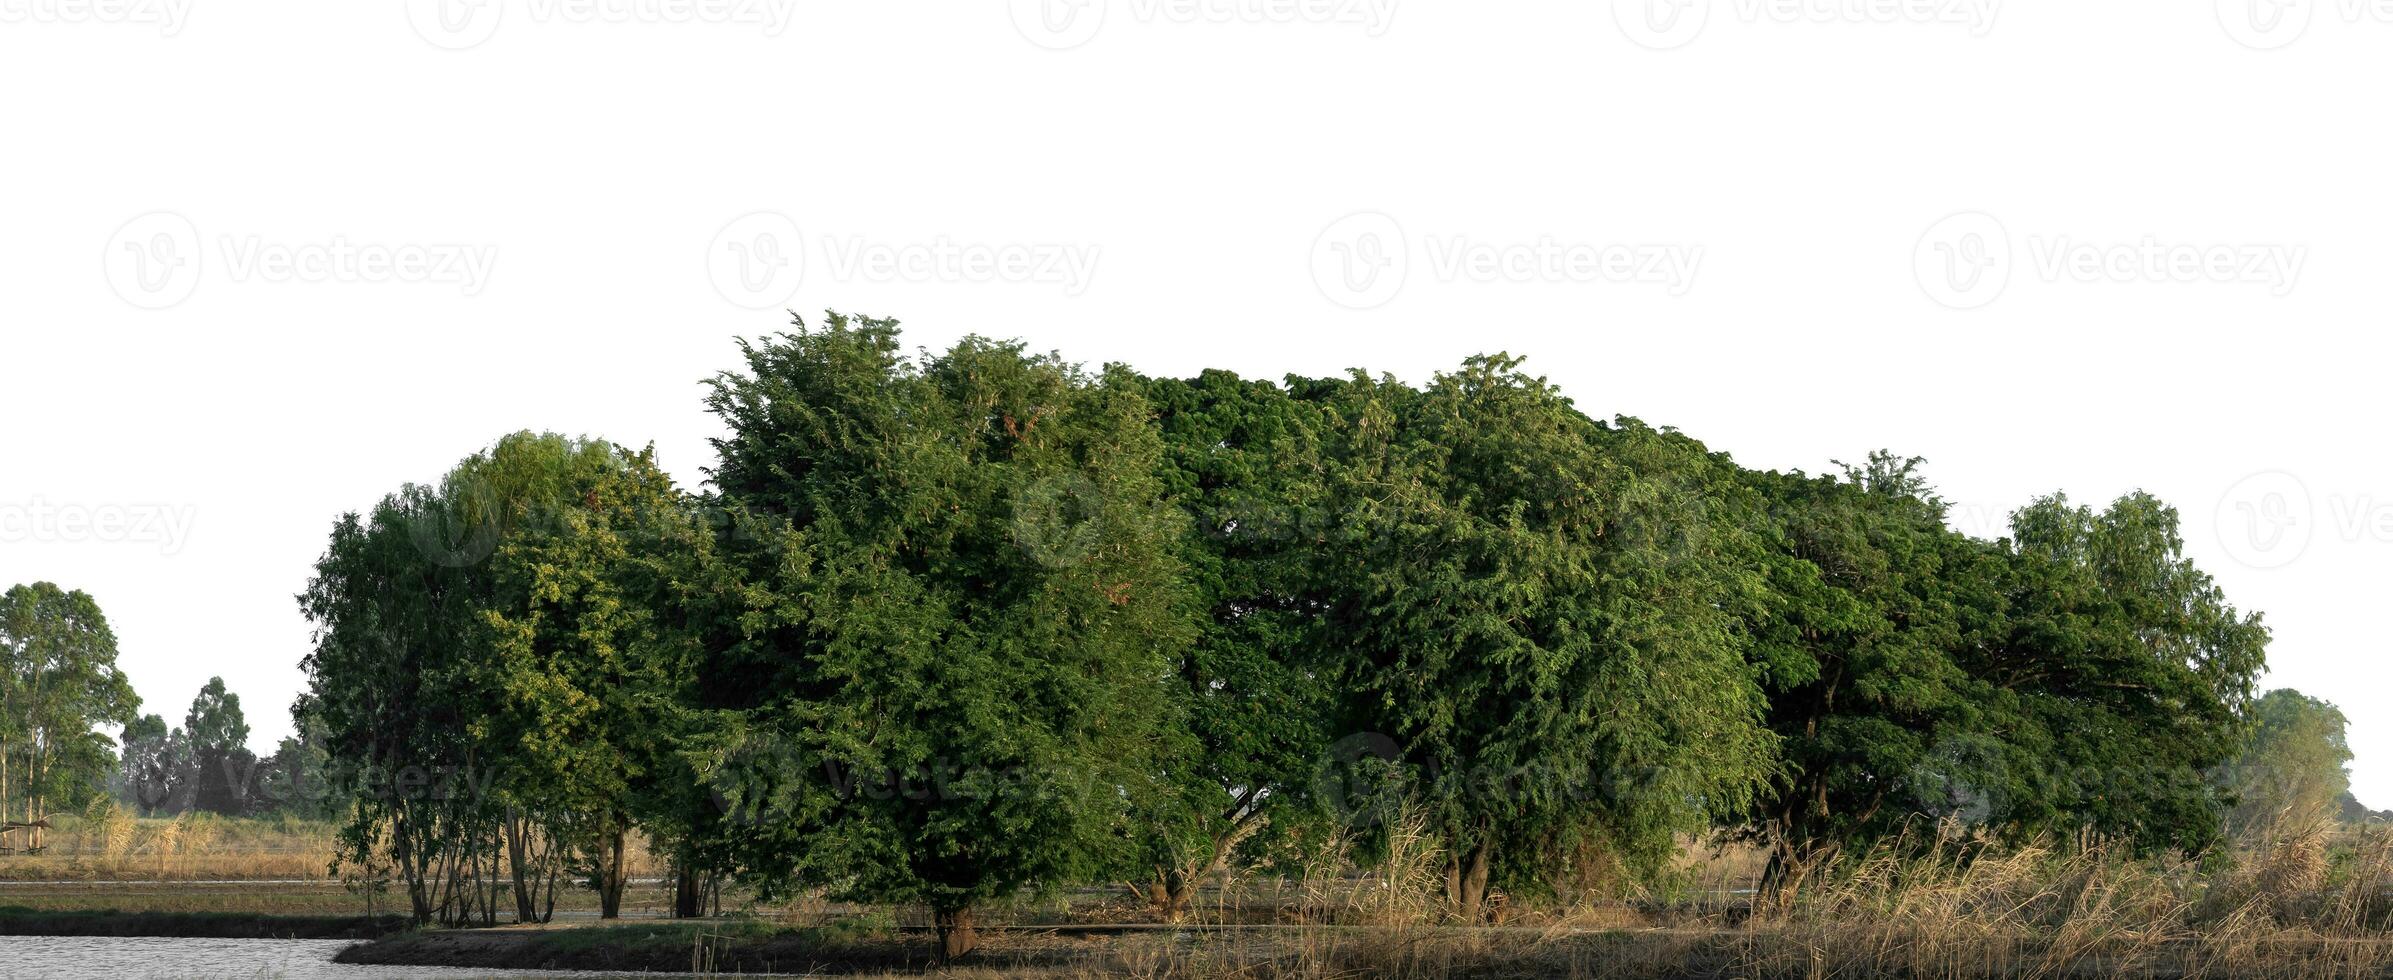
(4, 0, 2388, 804)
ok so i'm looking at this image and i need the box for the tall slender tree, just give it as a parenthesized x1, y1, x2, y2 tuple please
(184, 676, 255, 815)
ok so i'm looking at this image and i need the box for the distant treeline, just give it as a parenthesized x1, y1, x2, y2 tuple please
(11, 312, 2346, 959)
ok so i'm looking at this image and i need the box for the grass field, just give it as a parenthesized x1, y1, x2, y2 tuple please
(9, 810, 2393, 977)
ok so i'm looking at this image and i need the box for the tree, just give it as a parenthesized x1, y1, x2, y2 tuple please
(467, 433, 722, 919)
(1129, 369, 1335, 919)
(1300, 358, 1776, 915)
(694, 315, 1194, 959)
(298, 485, 502, 926)
(1981, 493, 2268, 854)
(184, 676, 256, 815)
(1, 583, 143, 850)
(1733, 455, 2006, 893)
(115, 713, 181, 814)
(254, 716, 338, 819)
(2219, 689, 2352, 838)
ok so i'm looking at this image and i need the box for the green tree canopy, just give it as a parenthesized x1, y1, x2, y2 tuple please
(694, 314, 1195, 958)
(184, 676, 255, 815)
(1, 583, 142, 842)
(1300, 356, 1776, 912)
(2220, 688, 2353, 838)
(1128, 368, 1336, 917)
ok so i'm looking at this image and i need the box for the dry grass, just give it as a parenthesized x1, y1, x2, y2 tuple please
(0, 808, 342, 881)
(834, 817, 2393, 978)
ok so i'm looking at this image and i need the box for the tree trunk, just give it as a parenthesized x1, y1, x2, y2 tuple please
(1150, 869, 1193, 921)
(504, 811, 537, 923)
(673, 862, 703, 919)
(1444, 838, 1491, 920)
(596, 827, 627, 919)
(934, 905, 979, 961)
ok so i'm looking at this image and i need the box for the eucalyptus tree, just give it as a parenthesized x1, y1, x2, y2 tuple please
(0, 582, 142, 849)
(1298, 357, 1776, 915)
(184, 676, 255, 815)
(695, 315, 1194, 959)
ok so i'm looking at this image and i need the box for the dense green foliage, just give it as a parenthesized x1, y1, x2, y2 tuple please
(0, 583, 141, 847)
(692, 317, 1194, 956)
(2223, 689, 2355, 837)
(259, 312, 2300, 957)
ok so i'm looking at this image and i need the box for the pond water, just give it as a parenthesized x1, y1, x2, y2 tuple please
(0, 937, 677, 980)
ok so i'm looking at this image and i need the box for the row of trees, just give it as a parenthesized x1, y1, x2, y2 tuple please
(117, 676, 334, 819)
(295, 313, 2290, 957)
(0, 583, 331, 840)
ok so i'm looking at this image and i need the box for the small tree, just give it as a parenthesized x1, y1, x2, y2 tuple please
(185, 677, 256, 815)
(2220, 689, 2352, 839)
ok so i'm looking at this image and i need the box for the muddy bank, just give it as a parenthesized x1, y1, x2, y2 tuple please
(335, 923, 1114, 975)
(0, 906, 411, 939)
